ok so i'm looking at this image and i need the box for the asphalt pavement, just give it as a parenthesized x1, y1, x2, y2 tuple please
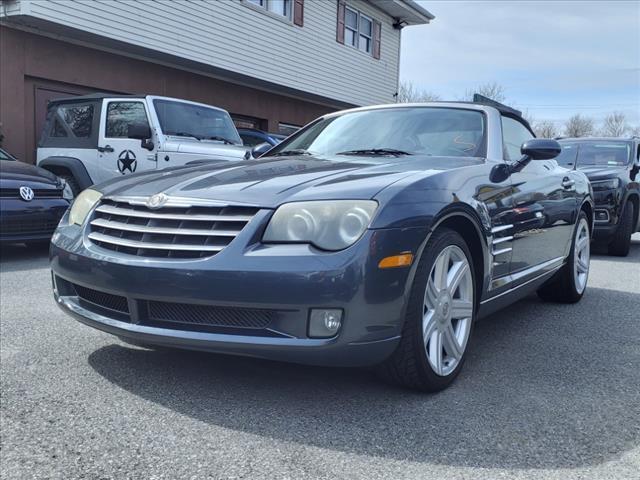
(1, 235, 639, 479)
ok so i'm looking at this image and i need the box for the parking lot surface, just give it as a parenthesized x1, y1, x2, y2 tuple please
(1, 235, 639, 480)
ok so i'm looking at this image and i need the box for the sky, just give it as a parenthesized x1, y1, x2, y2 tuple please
(400, 1, 640, 130)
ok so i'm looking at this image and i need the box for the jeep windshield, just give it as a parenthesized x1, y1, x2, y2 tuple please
(557, 141, 632, 168)
(153, 100, 242, 145)
(265, 107, 487, 159)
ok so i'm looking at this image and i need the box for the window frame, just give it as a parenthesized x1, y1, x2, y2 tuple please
(501, 114, 535, 161)
(104, 100, 151, 140)
(244, 0, 293, 21)
(343, 6, 374, 55)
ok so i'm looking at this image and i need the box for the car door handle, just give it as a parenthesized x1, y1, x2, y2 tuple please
(97, 145, 114, 153)
(561, 178, 575, 189)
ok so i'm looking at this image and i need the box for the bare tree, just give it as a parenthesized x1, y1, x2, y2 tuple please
(564, 114, 594, 138)
(463, 81, 507, 103)
(397, 80, 441, 103)
(600, 111, 629, 137)
(629, 125, 640, 136)
(534, 120, 561, 139)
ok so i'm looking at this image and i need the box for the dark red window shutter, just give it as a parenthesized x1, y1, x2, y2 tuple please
(293, 0, 304, 27)
(336, 0, 346, 44)
(373, 19, 382, 59)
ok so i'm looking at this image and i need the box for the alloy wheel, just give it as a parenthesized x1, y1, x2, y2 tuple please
(573, 219, 590, 293)
(422, 245, 474, 376)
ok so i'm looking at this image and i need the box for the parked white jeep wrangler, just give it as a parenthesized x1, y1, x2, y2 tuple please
(37, 94, 250, 196)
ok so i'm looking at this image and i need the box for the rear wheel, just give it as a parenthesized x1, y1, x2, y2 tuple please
(608, 202, 634, 257)
(537, 211, 590, 303)
(378, 228, 475, 392)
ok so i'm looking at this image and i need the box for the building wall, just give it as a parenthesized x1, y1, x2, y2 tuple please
(0, 26, 335, 164)
(2, 0, 402, 106)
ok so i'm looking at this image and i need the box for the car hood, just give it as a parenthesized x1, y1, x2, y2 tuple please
(162, 136, 249, 161)
(0, 160, 61, 188)
(578, 165, 626, 181)
(97, 154, 483, 208)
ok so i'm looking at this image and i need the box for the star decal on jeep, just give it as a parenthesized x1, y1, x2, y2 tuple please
(117, 150, 137, 174)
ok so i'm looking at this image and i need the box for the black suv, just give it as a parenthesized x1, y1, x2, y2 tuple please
(557, 137, 640, 256)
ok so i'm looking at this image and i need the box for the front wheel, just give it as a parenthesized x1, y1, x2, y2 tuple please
(608, 202, 634, 257)
(378, 228, 475, 392)
(537, 211, 590, 303)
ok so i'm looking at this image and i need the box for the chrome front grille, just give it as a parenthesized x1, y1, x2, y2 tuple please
(88, 198, 259, 259)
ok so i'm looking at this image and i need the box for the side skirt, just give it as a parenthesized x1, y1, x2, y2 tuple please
(477, 261, 565, 319)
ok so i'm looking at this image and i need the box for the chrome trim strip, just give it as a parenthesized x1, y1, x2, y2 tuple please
(492, 247, 513, 256)
(88, 232, 225, 252)
(492, 235, 513, 245)
(90, 218, 239, 237)
(487, 255, 565, 294)
(106, 195, 242, 208)
(95, 204, 253, 222)
(491, 224, 513, 234)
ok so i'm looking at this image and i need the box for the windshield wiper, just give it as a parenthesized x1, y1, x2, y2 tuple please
(171, 132, 202, 141)
(204, 135, 235, 145)
(336, 148, 413, 156)
(275, 149, 313, 156)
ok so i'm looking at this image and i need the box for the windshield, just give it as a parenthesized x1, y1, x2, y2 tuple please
(557, 141, 631, 167)
(266, 107, 486, 158)
(0, 149, 15, 161)
(153, 100, 242, 144)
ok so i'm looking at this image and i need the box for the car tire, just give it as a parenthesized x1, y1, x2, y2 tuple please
(378, 228, 476, 392)
(608, 202, 634, 257)
(537, 211, 590, 303)
(59, 174, 81, 198)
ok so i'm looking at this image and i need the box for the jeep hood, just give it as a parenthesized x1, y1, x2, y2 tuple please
(97, 154, 482, 208)
(162, 136, 249, 161)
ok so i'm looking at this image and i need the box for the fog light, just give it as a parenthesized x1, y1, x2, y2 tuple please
(595, 209, 610, 222)
(308, 309, 343, 338)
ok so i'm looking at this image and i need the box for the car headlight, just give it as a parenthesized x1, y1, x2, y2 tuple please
(263, 200, 378, 251)
(69, 189, 102, 226)
(61, 180, 74, 201)
(591, 178, 620, 190)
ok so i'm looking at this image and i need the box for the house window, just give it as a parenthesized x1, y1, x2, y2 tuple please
(247, 0, 292, 19)
(343, 7, 372, 53)
(337, 2, 380, 58)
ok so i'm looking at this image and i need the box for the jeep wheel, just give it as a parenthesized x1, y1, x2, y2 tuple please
(59, 174, 81, 198)
(608, 202, 634, 257)
(378, 228, 475, 392)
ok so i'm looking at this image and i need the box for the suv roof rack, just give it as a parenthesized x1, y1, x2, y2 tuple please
(472, 94, 522, 117)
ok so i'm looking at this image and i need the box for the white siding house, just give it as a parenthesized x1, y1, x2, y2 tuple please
(0, 0, 433, 162)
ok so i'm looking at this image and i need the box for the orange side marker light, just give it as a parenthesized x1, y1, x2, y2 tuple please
(378, 253, 414, 269)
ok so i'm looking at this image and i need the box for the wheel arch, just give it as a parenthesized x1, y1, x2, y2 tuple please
(413, 206, 489, 310)
(625, 192, 639, 231)
(580, 197, 594, 234)
(39, 157, 93, 190)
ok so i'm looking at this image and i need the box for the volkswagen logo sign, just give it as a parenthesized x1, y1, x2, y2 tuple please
(19, 186, 35, 202)
(146, 193, 168, 209)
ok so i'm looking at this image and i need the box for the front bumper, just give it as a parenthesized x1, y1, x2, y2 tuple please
(591, 188, 623, 240)
(0, 198, 68, 242)
(51, 215, 427, 367)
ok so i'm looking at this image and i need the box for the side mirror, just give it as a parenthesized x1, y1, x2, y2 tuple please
(251, 142, 272, 159)
(127, 123, 151, 140)
(490, 139, 562, 183)
(521, 139, 561, 160)
(127, 123, 154, 151)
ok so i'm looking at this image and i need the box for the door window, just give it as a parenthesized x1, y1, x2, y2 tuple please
(502, 116, 534, 160)
(106, 102, 149, 138)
